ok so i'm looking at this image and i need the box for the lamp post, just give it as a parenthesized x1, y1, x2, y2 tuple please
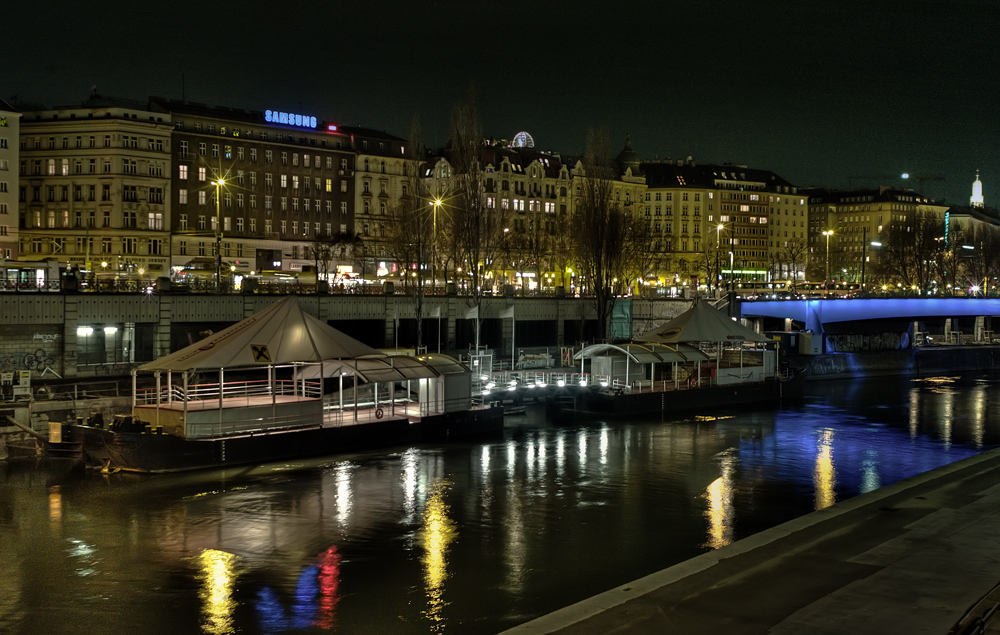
(716, 223, 724, 292)
(431, 198, 442, 291)
(212, 178, 226, 292)
(822, 230, 834, 291)
(861, 226, 868, 293)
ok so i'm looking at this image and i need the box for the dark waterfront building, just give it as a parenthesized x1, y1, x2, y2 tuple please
(148, 97, 358, 280)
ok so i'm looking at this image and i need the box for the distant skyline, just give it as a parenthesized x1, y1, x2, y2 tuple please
(4, 0, 998, 204)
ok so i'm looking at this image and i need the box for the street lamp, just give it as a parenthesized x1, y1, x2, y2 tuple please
(212, 178, 226, 292)
(822, 230, 834, 291)
(716, 223, 727, 292)
(430, 198, 442, 290)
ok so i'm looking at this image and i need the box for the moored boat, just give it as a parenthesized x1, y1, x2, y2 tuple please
(79, 296, 503, 473)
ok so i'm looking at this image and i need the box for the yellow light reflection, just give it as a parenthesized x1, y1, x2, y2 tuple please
(197, 549, 240, 635)
(973, 389, 986, 448)
(908, 387, 920, 438)
(421, 479, 457, 632)
(48, 486, 62, 526)
(814, 428, 837, 510)
(940, 387, 953, 449)
(703, 451, 736, 549)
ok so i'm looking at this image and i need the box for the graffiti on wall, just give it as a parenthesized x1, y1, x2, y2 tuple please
(0, 349, 60, 375)
(825, 332, 909, 353)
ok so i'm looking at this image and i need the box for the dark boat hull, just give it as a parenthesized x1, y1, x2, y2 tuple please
(80, 407, 505, 473)
(548, 376, 803, 423)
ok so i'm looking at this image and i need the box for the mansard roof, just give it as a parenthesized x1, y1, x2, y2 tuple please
(802, 186, 942, 206)
(642, 161, 796, 191)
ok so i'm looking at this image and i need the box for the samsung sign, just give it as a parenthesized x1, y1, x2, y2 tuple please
(264, 110, 317, 129)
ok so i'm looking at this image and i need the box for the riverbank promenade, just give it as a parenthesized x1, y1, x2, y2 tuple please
(503, 447, 1000, 635)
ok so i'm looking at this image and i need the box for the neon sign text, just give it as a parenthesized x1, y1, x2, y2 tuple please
(264, 110, 317, 129)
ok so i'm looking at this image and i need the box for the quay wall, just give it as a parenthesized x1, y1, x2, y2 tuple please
(0, 293, 694, 382)
(798, 346, 999, 380)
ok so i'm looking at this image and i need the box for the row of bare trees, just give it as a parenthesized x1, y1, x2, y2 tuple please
(814, 211, 1000, 295)
(377, 94, 657, 345)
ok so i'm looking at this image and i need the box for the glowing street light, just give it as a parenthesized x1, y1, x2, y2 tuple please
(430, 198, 442, 289)
(213, 178, 226, 292)
(822, 230, 835, 291)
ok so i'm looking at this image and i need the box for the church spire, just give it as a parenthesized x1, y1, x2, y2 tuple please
(971, 170, 985, 208)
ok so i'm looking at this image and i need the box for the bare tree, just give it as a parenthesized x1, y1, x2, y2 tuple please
(448, 90, 507, 346)
(873, 211, 945, 293)
(383, 117, 433, 348)
(573, 128, 652, 339)
(959, 224, 1000, 295)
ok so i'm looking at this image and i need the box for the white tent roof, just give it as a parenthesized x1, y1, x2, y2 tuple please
(574, 342, 709, 363)
(296, 353, 470, 383)
(139, 295, 384, 372)
(635, 300, 773, 344)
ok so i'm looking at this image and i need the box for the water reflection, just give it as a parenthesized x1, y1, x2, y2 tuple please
(421, 479, 456, 632)
(334, 462, 354, 526)
(860, 450, 881, 494)
(813, 428, 837, 510)
(5, 374, 1000, 635)
(197, 549, 239, 635)
(703, 449, 736, 549)
(48, 485, 62, 527)
(255, 546, 342, 634)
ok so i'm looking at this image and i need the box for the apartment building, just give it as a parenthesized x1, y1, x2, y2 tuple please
(0, 99, 19, 261)
(18, 95, 173, 278)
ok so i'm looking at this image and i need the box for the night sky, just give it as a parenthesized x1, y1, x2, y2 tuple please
(4, 0, 998, 204)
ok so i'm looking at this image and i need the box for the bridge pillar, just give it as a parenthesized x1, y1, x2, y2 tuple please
(804, 301, 823, 336)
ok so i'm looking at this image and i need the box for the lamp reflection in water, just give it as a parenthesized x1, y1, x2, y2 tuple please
(813, 429, 837, 510)
(421, 479, 457, 632)
(48, 485, 62, 527)
(703, 450, 736, 549)
(255, 546, 342, 634)
(335, 462, 354, 527)
(197, 548, 240, 635)
(402, 449, 419, 523)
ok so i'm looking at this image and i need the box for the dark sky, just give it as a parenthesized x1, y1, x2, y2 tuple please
(4, 0, 998, 204)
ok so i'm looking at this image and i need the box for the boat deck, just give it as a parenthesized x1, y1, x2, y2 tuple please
(136, 394, 469, 428)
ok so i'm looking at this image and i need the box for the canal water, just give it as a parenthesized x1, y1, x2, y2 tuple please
(2, 373, 998, 635)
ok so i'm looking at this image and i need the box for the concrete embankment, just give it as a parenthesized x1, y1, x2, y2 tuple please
(501, 447, 1000, 635)
(795, 345, 999, 380)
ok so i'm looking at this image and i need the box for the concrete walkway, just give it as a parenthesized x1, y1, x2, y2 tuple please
(501, 448, 1000, 635)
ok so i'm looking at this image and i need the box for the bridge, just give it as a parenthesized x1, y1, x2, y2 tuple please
(738, 298, 1000, 334)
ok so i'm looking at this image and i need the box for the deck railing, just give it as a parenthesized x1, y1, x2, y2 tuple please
(135, 379, 322, 405)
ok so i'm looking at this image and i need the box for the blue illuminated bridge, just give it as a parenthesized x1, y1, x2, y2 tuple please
(737, 298, 1000, 333)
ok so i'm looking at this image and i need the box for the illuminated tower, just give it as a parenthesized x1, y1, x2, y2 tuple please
(971, 170, 985, 208)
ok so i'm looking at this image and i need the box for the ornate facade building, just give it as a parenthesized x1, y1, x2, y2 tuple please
(421, 135, 646, 293)
(17, 95, 173, 280)
(0, 98, 19, 262)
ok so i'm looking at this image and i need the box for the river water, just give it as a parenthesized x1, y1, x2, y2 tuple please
(1, 373, 998, 635)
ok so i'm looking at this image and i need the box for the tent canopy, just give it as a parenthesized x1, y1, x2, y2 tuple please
(635, 300, 773, 344)
(574, 342, 709, 363)
(139, 295, 384, 372)
(295, 354, 467, 383)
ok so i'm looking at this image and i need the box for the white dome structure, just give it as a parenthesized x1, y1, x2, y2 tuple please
(511, 131, 534, 148)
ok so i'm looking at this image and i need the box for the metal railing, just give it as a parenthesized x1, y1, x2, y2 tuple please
(135, 379, 322, 405)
